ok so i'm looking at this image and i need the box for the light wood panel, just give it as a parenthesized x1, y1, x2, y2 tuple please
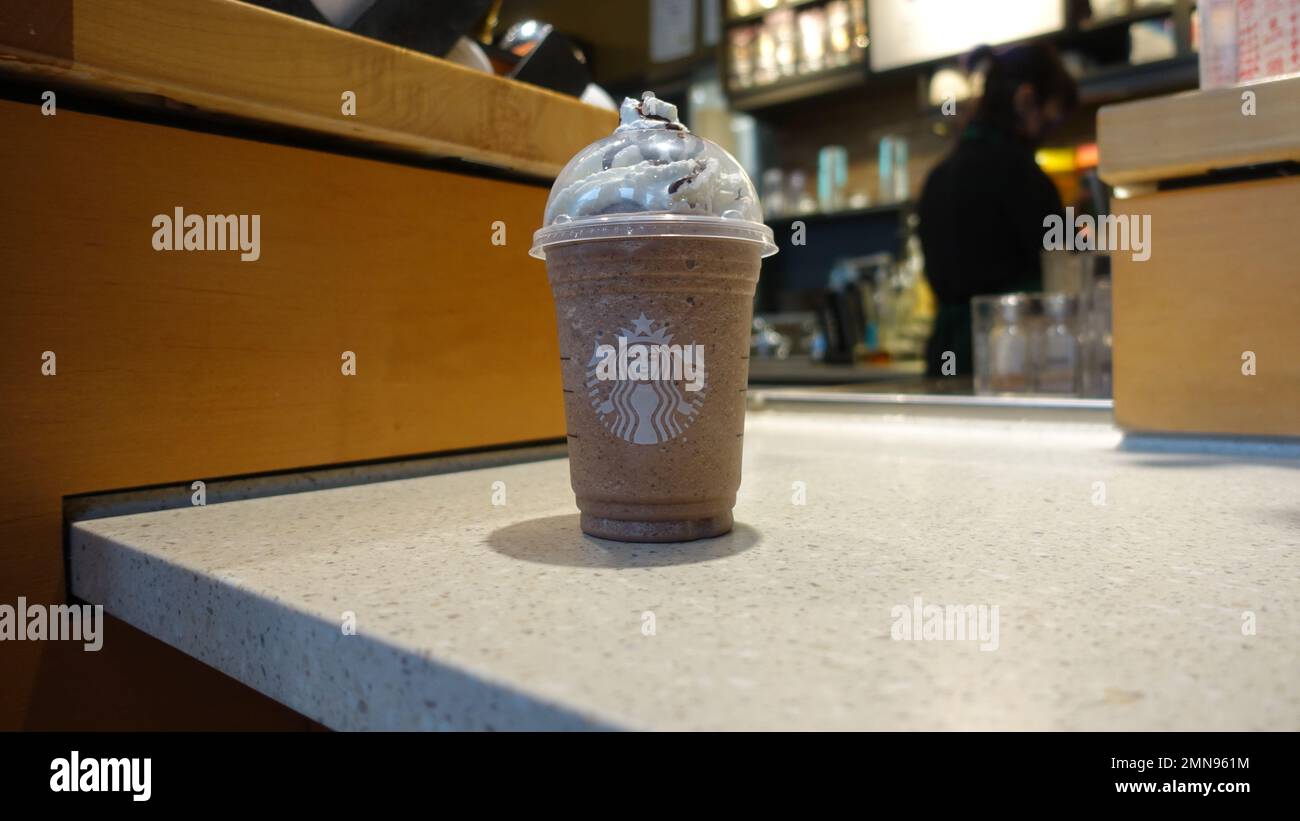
(0, 0, 615, 178)
(1110, 177, 1300, 436)
(1098, 74, 1300, 186)
(0, 98, 566, 728)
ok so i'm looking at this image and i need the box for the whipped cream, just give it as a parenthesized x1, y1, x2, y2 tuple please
(543, 92, 753, 225)
(615, 92, 683, 131)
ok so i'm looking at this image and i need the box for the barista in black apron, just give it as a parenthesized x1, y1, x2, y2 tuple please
(918, 43, 1078, 377)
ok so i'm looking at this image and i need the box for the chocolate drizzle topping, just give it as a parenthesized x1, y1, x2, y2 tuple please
(668, 159, 707, 195)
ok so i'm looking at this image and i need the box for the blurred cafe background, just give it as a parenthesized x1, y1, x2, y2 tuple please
(239, 0, 1297, 403)
(300, 0, 1276, 399)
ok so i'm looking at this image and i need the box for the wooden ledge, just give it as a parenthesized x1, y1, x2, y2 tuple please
(0, 0, 615, 178)
(1098, 74, 1300, 186)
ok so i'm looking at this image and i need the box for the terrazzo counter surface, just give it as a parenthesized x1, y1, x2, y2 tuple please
(70, 408, 1300, 730)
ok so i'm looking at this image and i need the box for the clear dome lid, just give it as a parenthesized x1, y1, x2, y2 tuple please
(530, 92, 778, 259)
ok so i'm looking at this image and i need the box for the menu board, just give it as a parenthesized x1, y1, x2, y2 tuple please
(868, 0, 1066, 72)
(1235, 0, 1300, 83)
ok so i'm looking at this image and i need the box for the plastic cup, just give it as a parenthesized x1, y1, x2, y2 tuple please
(531, 93, 778, 542)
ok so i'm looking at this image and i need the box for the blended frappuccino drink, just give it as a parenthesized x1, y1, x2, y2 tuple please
(530, 93, 778, 542)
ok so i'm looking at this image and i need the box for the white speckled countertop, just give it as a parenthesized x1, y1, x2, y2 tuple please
(70, 407, 1300, 730)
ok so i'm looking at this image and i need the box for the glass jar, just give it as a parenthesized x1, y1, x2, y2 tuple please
(973, 294, 1037, 394)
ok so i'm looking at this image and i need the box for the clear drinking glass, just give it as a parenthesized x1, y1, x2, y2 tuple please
(972, 296, 997, 395)
(1037, 293, 1080, 395)
(1081, 277, 1113, 398)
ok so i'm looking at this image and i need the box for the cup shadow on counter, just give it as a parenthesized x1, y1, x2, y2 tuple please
(486, 514, 761, 568)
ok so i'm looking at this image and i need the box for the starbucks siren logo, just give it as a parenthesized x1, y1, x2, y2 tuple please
(587, 313, 706, 445)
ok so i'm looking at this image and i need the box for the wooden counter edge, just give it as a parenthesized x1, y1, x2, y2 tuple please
(1098, 74, 1300, 186)
(0, 0, 615, 178)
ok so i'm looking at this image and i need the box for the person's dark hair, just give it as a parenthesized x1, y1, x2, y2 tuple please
(966, 42, 1079, 135)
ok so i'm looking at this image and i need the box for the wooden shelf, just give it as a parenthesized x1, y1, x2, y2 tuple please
(765, 200, 912, 227)
(0, 0, 615, 178)
(1076, 5, 1175, 34)
(1078, 54, 1199, 105)
(725, 0, 826, 27)
(727, 61, 867, 111)
(725, 1, 1192, 112)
